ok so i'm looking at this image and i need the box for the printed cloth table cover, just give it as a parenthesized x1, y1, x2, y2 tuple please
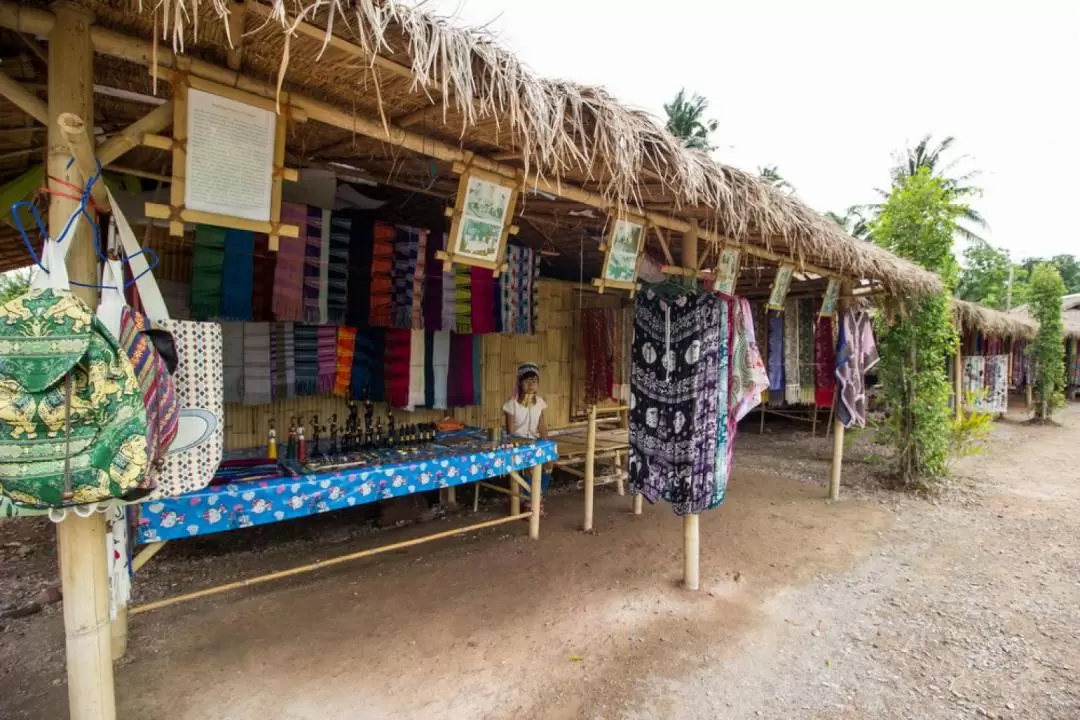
(134, 431, 558, 543)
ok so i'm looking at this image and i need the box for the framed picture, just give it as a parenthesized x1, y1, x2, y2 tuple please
(820, 278, 841, 317)
(595, 214, 646, 293)
(713, 247, 741, 295)
(767, 263, 794, 310)
(444, 170, 519, 271)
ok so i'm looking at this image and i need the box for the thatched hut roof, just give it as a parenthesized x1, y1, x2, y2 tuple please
(0, 0, 941, 296)
(1008, 303, 1080, 340)
(953, 299, 1037, 340)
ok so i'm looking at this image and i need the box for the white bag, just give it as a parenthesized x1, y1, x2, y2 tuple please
(106, 187, 223, 498)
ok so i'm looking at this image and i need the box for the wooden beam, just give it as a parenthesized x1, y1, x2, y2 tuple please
(95, 101, 173, 166)
(0, 69, 48, 125)
(225, 0, 247, 71)
(396, 103, 440, 128)
(0, 1, 864, 286)
(18, 32, 49, 66)
(583, 405, 597, 532)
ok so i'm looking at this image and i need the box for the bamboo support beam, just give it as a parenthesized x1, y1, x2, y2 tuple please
(0, 69, 49, 125)
(131, 512, 534, 616)
(131, 541, 166, 573)
(58, 112, 109, 211)
(583, 405, 597, 532)
(0, 2, 864, 287)
(95, 101, 173, 166)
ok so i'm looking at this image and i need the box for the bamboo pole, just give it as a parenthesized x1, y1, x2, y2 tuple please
(48, 6, 115, 716)
(509, 471, 521, 516)
(828, 281, 852, 502)
(131, 512, 533, 616)
(529, 464, 542, 540)
(680, 221, 701, 590)
(583, 404, 597, 532)
(0, 68, 49, 125)
(57, 112, 109, 211)
(954, 347, 964, 421)
(95, 101, 173, 167)
(632, 493, 643, 515)
(0, 1, 862, 287)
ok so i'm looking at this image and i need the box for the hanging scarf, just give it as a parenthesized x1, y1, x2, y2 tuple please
(273, 203, 308, 321)
(272, 322, 295, 401)
(835, 311, 879, 429)
(814, 315, 836, 408)
(317, 325, 337, 393)
(471, 266, 498, 334)
(318, 209, 331, 323)
(441, 259, 457, 332)
(334, 326, 356, 398)
(412, 229, 428, 330)
(714, 295, 733, 510)
(346, 211, 374, 327)
(582, 308, 614, 405)
(729, 297, 769, 422)
(351, 328, 386, 402)
(767, 310, 784, 396)
(303, 206, 324, 323)
(798, 298, 816, 405)
(242, 322, 273, 406)
(448, 332, 474, 407)
(783, 299, 800, 404)
(424, 331, 436, 409)
(408, 330, 426, 410)
(251, 234, 275, 321)
(293, 324, 320, 396)
(190, 224, 226, 319)
(501, 245, 539, 335)
(221, 321, 244, 404)
(424, 231, 445, 331)
(455, 265, 473, 334)
(432, 331, 450, 409)
(220, 229, 254, 321)
(384, 328, 412, 408)
(473, 335, 483, 406)
(392, 226, 420, 329)
(369, 221, 395, 327)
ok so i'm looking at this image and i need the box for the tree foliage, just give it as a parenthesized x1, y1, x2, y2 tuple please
(872, 169, 958, 487)
(1028, 263, 1067, 421)
(956, 238, 1014, 309)
(663, 89, 719, 151)
(0, 270, 30, 304)
(758, 165, 794, 194)
(824, 207, 871, 241)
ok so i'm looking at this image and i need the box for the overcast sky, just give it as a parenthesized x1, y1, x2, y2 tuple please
(421, 0, 1079, 260)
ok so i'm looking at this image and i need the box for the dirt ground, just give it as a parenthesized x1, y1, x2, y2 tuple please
(1, 401, 1078, 719)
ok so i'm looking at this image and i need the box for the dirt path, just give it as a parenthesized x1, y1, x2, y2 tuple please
(2, 404, 1077, 719)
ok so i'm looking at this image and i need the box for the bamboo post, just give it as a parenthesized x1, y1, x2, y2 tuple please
(632, 493, 643, 515)
(508, 472, 520, 516)
(681, 221, 700, 590)
(49, 7, 115, 716)
(828, 282, 852, 502)
(583, 404, 597, 532)
(954, 347, 964, 421)
(529, 464, 542, 540)
(0, 68, 49, 125)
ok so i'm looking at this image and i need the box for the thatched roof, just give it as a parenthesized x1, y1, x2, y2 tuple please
(0, 0, 941, 296)
(1007, 303, 1080, 341)
(953, 299, 1037, 340)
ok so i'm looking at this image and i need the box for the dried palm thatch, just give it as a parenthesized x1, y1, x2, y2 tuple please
(953, 299, 1037, 340)
(102, 0, 938, 295)
(1008, 304, 1080, 340)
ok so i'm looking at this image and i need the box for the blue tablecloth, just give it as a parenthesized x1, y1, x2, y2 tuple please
(134, 432, 557, 544)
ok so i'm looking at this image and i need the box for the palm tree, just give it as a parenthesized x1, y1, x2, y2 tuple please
(663, 89, 719, 151)
(824, 207, 871, 240)
(758, 165, 794, 194)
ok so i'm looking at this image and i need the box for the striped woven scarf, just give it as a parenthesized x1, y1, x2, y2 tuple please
(412, 229, 428, 330)
(304, 206, 324, 323)
(327, 212, 351, 324)
(220, 229, 254, 321)
(470, 266, 497, 334)
(317, 324, 337, 393)
(392, 226, 420, 329)
(221, 322, 245, 404)
(455, 265, 472, 334)
(369, 222, 395, 327)
(351, 328, 386, 402)
(385, 328, 412, 408)
(272, 322, 295, 401)
(423, 231, 444, 330)
(293, 324, 319, 395)
(242, 322, 273, 406)
(441, 254, 456, 331)
(334, 326, 356, 398)
(190, 224, 226, 319)
(252, 234, 275, 321)
(346, 211, 374, 327)
(273, 203, 308, 321)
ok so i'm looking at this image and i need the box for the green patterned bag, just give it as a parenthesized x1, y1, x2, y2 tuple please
(0, 240, 148, 509)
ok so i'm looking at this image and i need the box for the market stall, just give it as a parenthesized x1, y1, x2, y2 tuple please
(951, 299, 1037, 416)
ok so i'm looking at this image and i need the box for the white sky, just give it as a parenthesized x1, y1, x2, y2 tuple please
(420, 0, 1079, 260)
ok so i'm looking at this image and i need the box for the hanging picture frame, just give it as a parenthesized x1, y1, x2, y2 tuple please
(767, 263, 795, 310)
(439, 162, 520, 274)
(819, 277, 842, 317)
(713, 247, 741, 295)
(593, 213, 646, 294)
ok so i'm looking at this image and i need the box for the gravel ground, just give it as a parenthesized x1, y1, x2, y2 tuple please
(1, 401, 1077, 719)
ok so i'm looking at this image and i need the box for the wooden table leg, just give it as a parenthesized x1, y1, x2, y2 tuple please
(509, 473, 520, 516)
(633, 493, 643, 515)
(529, 464, 542, 540)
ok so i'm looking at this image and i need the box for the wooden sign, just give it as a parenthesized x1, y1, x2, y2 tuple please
(593, 214, 646, 294)
(143, 71, 303, 250)
(713, 247, 741, 295)
(439, 164, 520, 275)
(767, 263, 795, 310)
(819, 278, 841, 317)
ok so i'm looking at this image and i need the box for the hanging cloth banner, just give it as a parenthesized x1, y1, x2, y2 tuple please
(767, 263, 795, 310)
(819, 278, 841, 317)
(713, 247, 741, 295)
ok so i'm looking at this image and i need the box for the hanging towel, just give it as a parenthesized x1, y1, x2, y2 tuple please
(351, 328, 386, 402)
(392, 226, 420, 329)
(448, 332, 474, 407)
(455, 265, 472, 334)
(835, 311, 879, 429)
(767, 310, 784, 395)
(242, 323, 273, 406)
(190, 224, 227, 319)
(798, 298, 817, 405)
(384, 328, 412, 408)
(432, 330, 451, 409)
(293, 324, 320, 396)
(252, 234, 275, 321)
(304, 206, 325, 323)
(334, 326, 356, 398)
(408, 330, 426, 410)
(783, 299, 801, 404)
(327, 211, 351, 325)
(470, 266, 498, 334)
(221, 321, 245, 404)
(730, 297, 769, 422)
(272, 322, 296, 401)
(814, 315, 836, 408)
(441, 259, 457, 332)
(346, 211, 374, 327)
(220, 229, 255, 321)
(412, 229, 428, 330)
(369, 222, 395, 327)
(423, 231, 445, 330)
(273, 203, 308, 321)
(317, 325, 337, 393)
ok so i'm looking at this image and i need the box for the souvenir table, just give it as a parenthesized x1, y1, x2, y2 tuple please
(134, 429, 558, 544)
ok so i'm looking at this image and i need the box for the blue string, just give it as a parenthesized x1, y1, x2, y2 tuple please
(11, 158, 159, 290)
